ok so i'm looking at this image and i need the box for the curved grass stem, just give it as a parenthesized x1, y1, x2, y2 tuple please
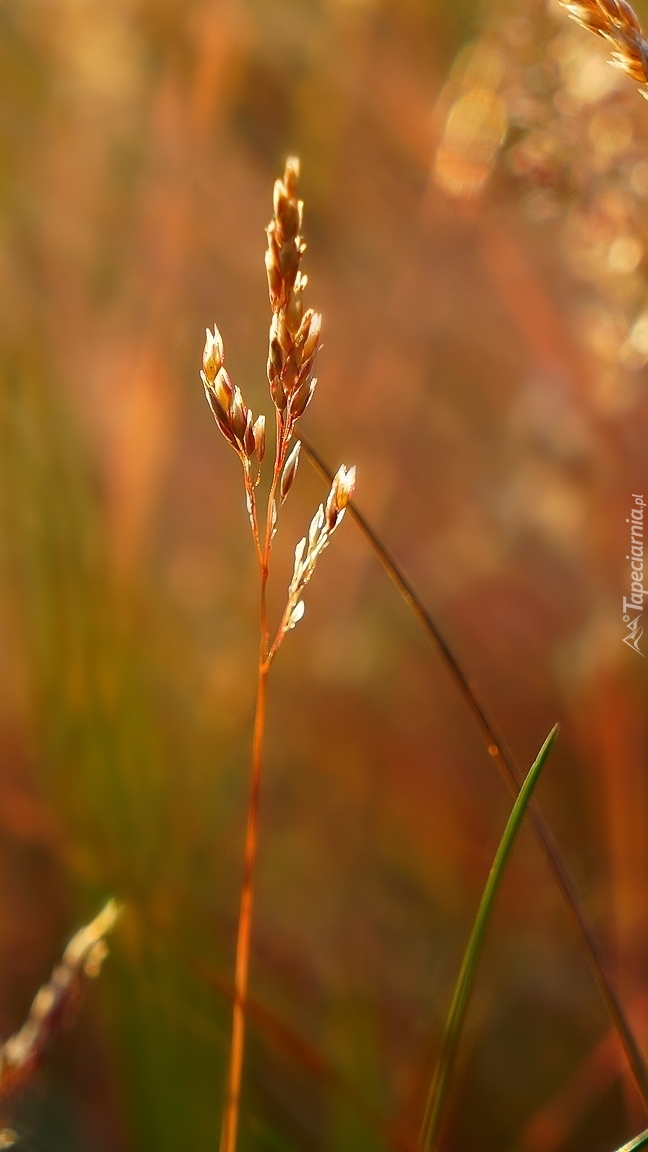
(421, 724, 559, 1151)
(614, 1132, 648, 1152)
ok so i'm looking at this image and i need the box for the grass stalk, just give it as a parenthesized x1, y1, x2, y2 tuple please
(613, 1133, 648, 1152)
(301, 436, 648, 1114)
(210, 161, 356, 1152)
(615, 1132, 648, 1152)
(219, 404, 280, 1152)
(420, 724, 559, 1151)
(219, 657, 269, 1152)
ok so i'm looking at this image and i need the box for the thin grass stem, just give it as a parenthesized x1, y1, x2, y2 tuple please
(614, 1132, 648, 1152)
(421, 724, 559, 1151)
(219, 657, 269, 1152)
(220, 391, 289, 1152)
(301, 435, 648, 1114)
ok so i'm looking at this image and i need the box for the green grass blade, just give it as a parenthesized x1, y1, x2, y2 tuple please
(302, 440, 648, 1117)
(420, 724, 559, 1151)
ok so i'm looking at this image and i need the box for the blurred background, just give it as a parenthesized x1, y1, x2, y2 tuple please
(1, 0, 648, 1149)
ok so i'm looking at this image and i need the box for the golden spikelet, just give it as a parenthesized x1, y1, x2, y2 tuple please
(557, 0, 648, 90)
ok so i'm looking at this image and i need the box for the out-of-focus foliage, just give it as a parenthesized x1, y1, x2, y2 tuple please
(1, 1, 647, 1151)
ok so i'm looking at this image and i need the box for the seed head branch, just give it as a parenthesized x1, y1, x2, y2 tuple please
(556, 0, 648, 91)
(269, 464, 356, 659)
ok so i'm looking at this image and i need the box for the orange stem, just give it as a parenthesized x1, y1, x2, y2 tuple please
(219, 409, 287, 1152)
(219, 645, 268, 1152)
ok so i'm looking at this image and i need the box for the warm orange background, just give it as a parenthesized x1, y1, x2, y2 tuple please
(1, 1, 647, 1150)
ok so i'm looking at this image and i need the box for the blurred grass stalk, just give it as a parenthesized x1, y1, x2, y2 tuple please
(420, 724, 559, 1151)
(616, 1130, 648, 1152)
(0, 900, 119, 1101)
